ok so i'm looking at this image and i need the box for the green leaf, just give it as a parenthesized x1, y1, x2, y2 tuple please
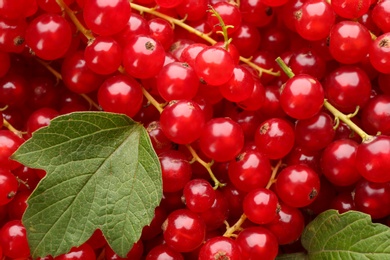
(12, 112, 162, 258)
(276, 253, 308, 260)
(302, 210, 390, 259)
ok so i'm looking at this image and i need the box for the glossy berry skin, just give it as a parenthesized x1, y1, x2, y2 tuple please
(26, 107, 59, 135)
(354, 180, 390, 219)
(294, 0, 336, 41)
(320, 139, 361, 186)
(97, 74, 144, 118)
(0, 0, 37, 19)
(61, 51, 104, 94)
(146, 121, 172, 154)
(198, 236, 242, 260)
(162, 209, 206, 252)
(331, 191, 356, 214)
(84, 36, 122, 75)
(160, 100, 205, 144)
(0, 169, 18, 206)
(329, 21, 371, 65)
(183, 179, 216, 213)
(243, 188, 279, 225)
(54, 243, 95, 260)
(236, 227, 279, 260)
(275, 164, 321, 208)
(105, 241, 143, 260)
(280, 74, 324, 120)
(264, 203, 305, 245)
(83, 0, 131, 36)
(228, 148, 271, 192)
(199, 190, 229, 231)
(372, 0, 390, 33)
(355, 135, 390, 183)
(294, 112, 335, 151)
(219, 65, 255, 102)
(199, 117, 244, 162)
(0, 220, 30, 259)
(331, 0, 371, 19)
(159, 150, 192, 192)
(323, 66, 371, 113)
(0, 130, 24, 170)
(361, 95, 390, 136)
(207, 2, 241, 35)
(123, 35, 166, 79)
(369, 33, 390, 74)
(0, 18, 28, 53)
(156, 62, 199, 102)
(25, 13, 72, 60)
(146, 244, 183, 260)
(254, 118, 295, 160)
(194, 46, 235, 86)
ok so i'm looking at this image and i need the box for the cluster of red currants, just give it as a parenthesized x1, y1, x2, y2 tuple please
(1, 0, 390, 259)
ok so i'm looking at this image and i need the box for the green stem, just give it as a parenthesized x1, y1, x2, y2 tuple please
(275, 57, 295, 78)
(208, 5, 231, 49)
(185, 145, 224, 189)
(323, 100, 373, 142)
(130, 2, 280, 77)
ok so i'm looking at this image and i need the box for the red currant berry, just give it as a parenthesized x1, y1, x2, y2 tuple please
(159, 150, 192, 192)
(183, 179, 216, 213)
(294, 112, 335, 151)
(194, 46, 235, 86)
(198, 236, 242, 260)
(236, 227, 278, 260)
(157, 62, 199, 102)
(355, 135, 390, 183)
(25, 13, 72, 60)
(254, 118, 295, 160)
(331, 0, 370, 19)
(160, 100, 205, 144)
(280, 74, 324, 120)
(26, 107, 59, 135)
(54, 243, 95, 260)
(361, 95, 390, 136)
(199, 117, 244, 162)
(219, 65, 255, 102)
(320, 139, 361, 186)
(0, 130, 24, 170)
(97, 74, 144, 118)
(275, 164, 321, 208)
(84, 36, 122, 75)
(83, 0, 131, 36)
(328, 21, 371, 64)
(372, 0, 390, 33)
(369, 32, 390, 74)
(162, 209, 206, 252)
(264, 203, 305, 245)
(0, 168, 18, 206)
(146, 244, 184, 260)
(243, 188, 279, 224)
(0, 220, 30, 259)
(123, 35, 166, 79)
(61, 50, 105, 94)
(354, 179, 390, 219)
(207, 2, 241, 35)
(294, 0, 335, 41)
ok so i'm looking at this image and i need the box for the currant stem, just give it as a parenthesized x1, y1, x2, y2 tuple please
(129, 2, 280, 77)
(3, 118, 24, 139)
(323, 100, 373, 142)
(141, 87, 164, 113)
(275, 57, 295, 79)
(185, 144, 224, 189)
(266, 159, 282, 189)
(223, 160, 282, 237)
(56, 0, 95, 42)
(223, 213, 247, 237)
(208, 5, 231, 49)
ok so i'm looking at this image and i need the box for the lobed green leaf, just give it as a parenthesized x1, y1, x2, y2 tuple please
(302, 210, 390, 259)
(12, 112, 162, 258)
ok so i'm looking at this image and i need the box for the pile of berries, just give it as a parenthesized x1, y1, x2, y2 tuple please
(1, 0, 390, 259)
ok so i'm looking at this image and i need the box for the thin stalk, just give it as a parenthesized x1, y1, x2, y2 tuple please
(185, 144, 224, 189)
(130, 2, 280, 77)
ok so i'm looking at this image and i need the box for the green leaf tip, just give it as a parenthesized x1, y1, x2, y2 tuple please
(302, 209, 390, 259)
(12, 112, 162, 258)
